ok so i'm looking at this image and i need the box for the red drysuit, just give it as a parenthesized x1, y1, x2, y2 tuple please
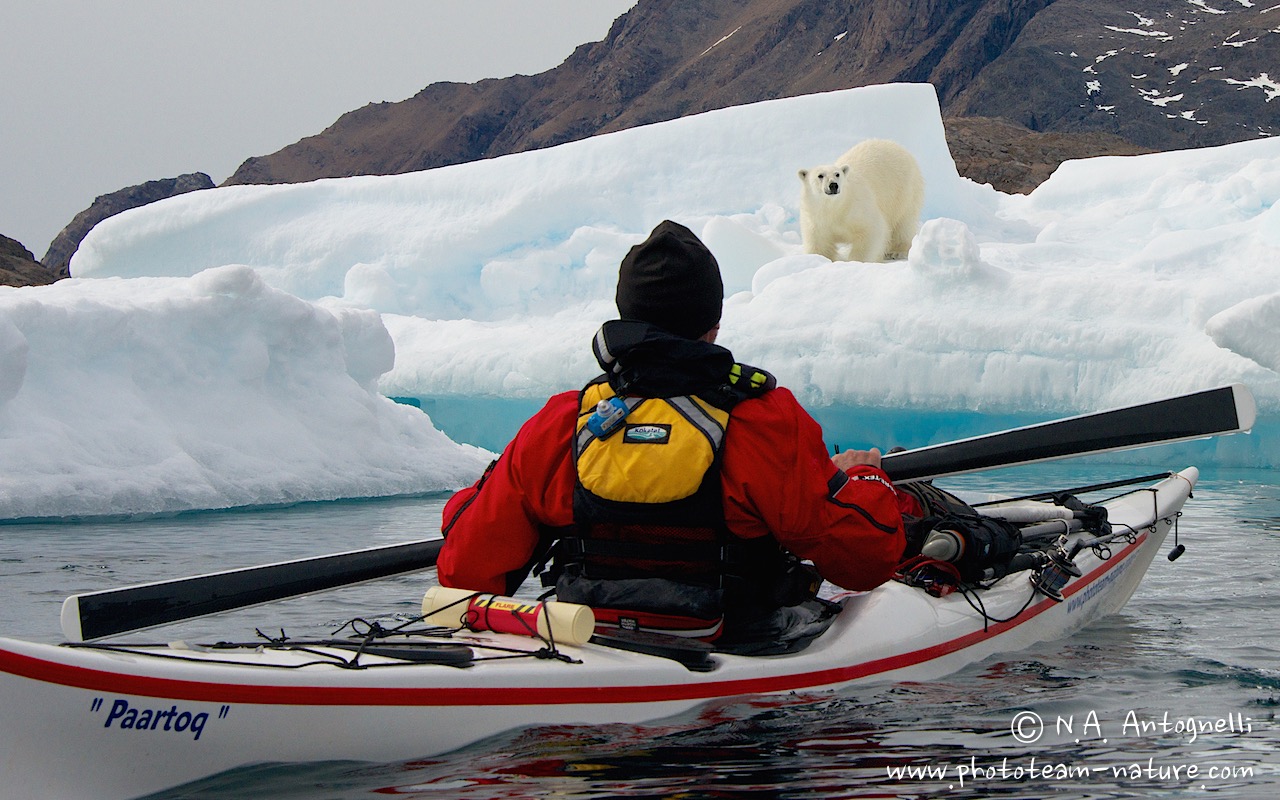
(438, 386, 909, 596)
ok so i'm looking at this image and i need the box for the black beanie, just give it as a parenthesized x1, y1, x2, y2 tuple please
(615, 220, 723, 340)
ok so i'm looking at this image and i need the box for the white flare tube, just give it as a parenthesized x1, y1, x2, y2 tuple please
(422, 585, 595, 645)
(980, 505, 1077, 523)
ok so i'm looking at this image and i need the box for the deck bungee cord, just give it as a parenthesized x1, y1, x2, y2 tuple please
(62, 599, 590, 671)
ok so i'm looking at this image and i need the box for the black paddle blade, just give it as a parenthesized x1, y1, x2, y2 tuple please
(63, 539, 444, 642)
(882, 384, 1255, 483)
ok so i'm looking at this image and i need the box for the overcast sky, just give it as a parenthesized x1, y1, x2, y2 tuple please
(1, 1, 637, 259)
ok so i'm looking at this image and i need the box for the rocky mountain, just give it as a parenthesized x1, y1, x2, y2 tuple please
(1, 235, 57, 287)
(948, 0, 1278, 149)
(224, 0, 1273, 191)
(40, 173, 215, 279)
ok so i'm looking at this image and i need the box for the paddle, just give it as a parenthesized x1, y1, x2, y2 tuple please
(881, 383, 1256, 483)
(61, 539, 445, 642)
(62, 383, 1255, 642)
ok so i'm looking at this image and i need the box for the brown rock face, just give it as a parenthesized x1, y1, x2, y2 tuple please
(943, 117, 1154, 194)
(1, 235, 57, 287)
(42, 173, 214, 279)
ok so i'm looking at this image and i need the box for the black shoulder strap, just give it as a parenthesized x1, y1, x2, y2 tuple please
(728, 362, 776, 396)
(703, 362, 775, 409)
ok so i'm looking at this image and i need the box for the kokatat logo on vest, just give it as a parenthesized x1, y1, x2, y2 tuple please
(623, 424, 671, 444)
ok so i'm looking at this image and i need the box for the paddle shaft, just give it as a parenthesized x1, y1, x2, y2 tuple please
(881, 384, 1254, 483)
(63, 383, 1255, 642)
(63, 539, 443, 642)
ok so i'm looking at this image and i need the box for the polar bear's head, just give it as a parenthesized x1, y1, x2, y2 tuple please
(798, 164, 850, 197)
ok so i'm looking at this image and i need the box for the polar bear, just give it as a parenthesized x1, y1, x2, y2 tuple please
(798, 139, 925, 262)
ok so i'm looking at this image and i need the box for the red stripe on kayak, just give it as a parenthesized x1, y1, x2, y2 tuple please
(0, 534, 1146, 707)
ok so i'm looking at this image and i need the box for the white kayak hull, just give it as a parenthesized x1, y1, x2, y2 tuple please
(0, 468, 1196, 800)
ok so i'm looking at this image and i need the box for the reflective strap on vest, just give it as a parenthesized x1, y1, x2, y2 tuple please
(666, 395, 726, 451)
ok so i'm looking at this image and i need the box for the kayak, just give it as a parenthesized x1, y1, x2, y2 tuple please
(0, 467, 1197, 800)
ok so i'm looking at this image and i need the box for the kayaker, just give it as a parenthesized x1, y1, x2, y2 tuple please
(437, 220, 910, 655)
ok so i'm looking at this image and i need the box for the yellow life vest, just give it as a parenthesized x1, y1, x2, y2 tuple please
(574, 381, 730, 505)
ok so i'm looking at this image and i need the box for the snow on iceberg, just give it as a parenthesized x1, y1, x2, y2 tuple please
(0, 266, 490, 520)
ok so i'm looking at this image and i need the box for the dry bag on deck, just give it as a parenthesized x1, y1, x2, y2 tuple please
(898, 481, 1022, 583)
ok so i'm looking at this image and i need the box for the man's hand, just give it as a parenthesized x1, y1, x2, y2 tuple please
(833, 447, 882, 471)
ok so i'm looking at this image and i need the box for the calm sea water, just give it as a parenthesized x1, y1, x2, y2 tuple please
(2, 461, 1277, 798)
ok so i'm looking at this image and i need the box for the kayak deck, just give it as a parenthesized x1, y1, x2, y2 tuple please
(0, 468, 1196, 800)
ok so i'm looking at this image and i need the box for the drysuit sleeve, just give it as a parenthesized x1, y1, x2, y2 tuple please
(720, 387, 907, 591)
(436, 392, 579, 595)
